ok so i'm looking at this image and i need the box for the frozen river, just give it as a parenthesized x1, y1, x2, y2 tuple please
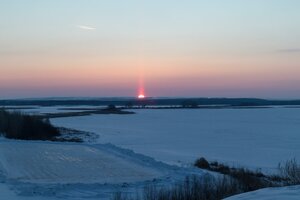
(51, 108, 300, 171)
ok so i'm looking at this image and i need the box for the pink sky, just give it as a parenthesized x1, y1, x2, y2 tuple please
(1, 1, 300, 98)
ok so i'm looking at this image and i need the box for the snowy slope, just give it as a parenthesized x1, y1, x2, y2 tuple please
(0, 183, 24, 200)
(224, 185, 300, 200)
(52, 108, 300, 171)
(0, 140, 163, 184)
(0, 138, 198, 199)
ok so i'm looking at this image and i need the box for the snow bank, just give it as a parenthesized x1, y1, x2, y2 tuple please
(224, 185, 300, 200)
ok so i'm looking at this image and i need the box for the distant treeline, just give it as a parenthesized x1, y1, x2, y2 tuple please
(1, 98, 300, 107)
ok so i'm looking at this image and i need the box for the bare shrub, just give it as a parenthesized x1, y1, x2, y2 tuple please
(279, 158, 300, 185)
(112, 175, 242, 200)
(113, 159, 300, 200)
(194, 158, 282, 190)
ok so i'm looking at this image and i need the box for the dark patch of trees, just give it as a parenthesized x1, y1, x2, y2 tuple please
(0, 109, 60, 140)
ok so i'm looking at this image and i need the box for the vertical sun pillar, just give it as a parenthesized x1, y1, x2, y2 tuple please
(138, 64, 146, 99)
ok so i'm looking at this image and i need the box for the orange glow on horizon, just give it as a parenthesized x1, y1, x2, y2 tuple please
(1, 54, 300, 98)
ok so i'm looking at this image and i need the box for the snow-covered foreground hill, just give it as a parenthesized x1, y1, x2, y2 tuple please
(225, 185, 300, 200)
(0, 139, 196, 199)
(0, 141, 162, 184)
(52, 108, 300, 172)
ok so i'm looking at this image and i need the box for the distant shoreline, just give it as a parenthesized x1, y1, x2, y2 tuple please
(1, 97, 300, 107)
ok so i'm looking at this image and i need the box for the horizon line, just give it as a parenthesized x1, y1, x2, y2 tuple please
(1, 96, 300, 101)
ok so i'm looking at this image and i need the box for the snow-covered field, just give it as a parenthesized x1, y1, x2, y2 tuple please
(0, 138, 192, 199)
(225, 185, 300, 200)
(0, 183, 56, 200)
(0, 141, 162, 184)
(52, 108, 300, 172)
(1, 107, 300, 199)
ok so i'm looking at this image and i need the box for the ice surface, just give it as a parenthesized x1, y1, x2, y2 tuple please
(52, 108, 300, 171)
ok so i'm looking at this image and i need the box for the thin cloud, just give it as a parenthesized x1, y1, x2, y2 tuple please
(76, 25, 96, 30)
(277, 48, 300, 53)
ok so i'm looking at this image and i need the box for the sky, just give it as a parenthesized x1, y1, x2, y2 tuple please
(0, 0, 300, 99)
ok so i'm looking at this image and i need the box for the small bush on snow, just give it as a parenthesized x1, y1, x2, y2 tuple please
(279, 158, 300, 185)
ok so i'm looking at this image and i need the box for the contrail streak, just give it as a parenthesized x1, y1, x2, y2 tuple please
(77, 25, 96, 30)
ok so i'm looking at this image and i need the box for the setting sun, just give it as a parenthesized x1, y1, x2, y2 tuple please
(138, 94, 145, 99)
